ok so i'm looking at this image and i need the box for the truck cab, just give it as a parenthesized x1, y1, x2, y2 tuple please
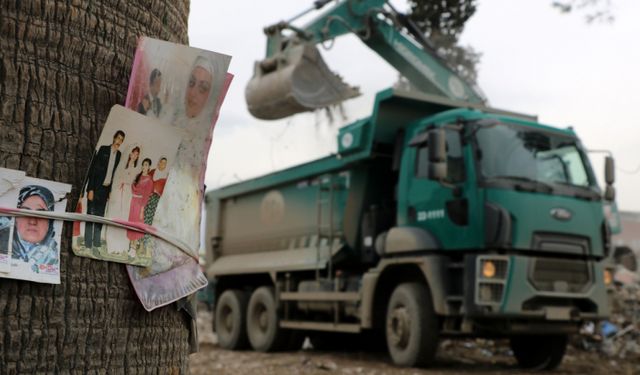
(396, 107, 611, 313)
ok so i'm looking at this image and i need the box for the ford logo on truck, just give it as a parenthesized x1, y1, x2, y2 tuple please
(550, 208, 572, 221)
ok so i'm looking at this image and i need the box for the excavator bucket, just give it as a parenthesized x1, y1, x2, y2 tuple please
(245, 43, 360, 120)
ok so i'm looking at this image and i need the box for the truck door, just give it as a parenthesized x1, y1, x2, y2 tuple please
(402, 127, 476, 249)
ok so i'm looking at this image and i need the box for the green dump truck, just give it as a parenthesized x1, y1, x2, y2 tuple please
(205, 0, 616, 370)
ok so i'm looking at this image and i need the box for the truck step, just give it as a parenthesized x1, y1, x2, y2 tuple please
(445, 295, 464, 316)
(280, 320, 361, 333)
(280, 291, 360, 302)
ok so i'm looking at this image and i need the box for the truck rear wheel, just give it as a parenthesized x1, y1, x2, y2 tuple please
(510, 334, 568, 370)
(215, 289, 249, 350)
(385, 282, 438, 367)
(247, 286, 289, 352)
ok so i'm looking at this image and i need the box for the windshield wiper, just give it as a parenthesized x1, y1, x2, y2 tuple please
(486, 176, 554, 193)
(551, 181, 600, 200)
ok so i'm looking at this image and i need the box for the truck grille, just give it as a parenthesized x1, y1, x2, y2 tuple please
(531, 232, 590, 255)
(529, 258, 592, 293)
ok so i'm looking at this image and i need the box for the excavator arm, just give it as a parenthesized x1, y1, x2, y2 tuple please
(246, 0, 486, 120)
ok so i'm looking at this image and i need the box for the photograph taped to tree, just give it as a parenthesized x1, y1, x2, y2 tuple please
(1, 176, 71, 284)
(0, 168, 26, 274)
(72, 105, 182, 266)
(125, 37, 232, 310)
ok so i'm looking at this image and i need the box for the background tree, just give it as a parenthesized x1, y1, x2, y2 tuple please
(407, 0, 481, 84)
(0, 0, 193, 373)
(552, 0, 615, 23)
(405, 0, 614, 86)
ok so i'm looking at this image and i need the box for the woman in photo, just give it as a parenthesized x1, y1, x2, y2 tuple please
(143, 156, 169, 225)
(127, 158, 154, 252)
(12, 185, 59, 272)
(106, 145, 140, 254)
(150, 55, 221, 268)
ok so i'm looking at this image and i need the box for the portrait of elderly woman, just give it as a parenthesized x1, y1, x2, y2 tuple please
(12, 185, 59, 271)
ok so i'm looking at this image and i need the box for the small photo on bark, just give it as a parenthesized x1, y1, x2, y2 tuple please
(0, 168, 26, 274)
(3, 176, 71, 284)
(72, 105, 182, 266)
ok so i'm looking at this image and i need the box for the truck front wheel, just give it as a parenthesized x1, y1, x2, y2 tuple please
(385, 282, 439, 367)
(247, 286, 289, 352)
(215, 289, 249, 350)
(510, 334, 568, 370)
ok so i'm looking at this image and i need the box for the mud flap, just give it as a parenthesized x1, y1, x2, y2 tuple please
(245, 43, 360, 120)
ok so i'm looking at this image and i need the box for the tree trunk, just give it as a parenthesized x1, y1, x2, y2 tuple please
(0, 0, 192, 373)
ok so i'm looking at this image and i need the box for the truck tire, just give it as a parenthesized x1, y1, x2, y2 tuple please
(385, 282, 438, 367)
(510, 334, 568, 370)
(247, 286, 289, 352)
(215, 289, 249, 350)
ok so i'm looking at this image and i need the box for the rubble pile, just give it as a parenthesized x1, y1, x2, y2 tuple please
(577, 259, 640, 361)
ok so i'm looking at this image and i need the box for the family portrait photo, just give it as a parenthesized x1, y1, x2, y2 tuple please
(72, 105, 182, 266)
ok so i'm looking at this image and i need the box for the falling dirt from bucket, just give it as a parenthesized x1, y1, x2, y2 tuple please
(246, 43, 360, 120)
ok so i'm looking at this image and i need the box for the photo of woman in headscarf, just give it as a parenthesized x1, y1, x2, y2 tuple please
(12, 185, 59, 272)
(121, 37, 231, 310)
(149, 54, 224, 270)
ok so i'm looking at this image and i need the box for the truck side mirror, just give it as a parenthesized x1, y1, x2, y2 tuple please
(604, 185, 615, 202)
(605, 156, 615, 185)
(428, 129, 447, 181)
(429, 162, 447, 181)
(428, 129, 446, 163)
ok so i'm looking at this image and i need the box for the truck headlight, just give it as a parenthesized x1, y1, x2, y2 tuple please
(603, 268, 613, 286)
(482, 260, 497, 278)
(476, 256, 510, 306)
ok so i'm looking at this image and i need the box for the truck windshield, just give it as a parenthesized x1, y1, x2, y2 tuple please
(474, 123, 598, 196)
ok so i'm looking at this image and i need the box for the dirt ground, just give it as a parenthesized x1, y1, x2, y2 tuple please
(189, 310, 640, 375)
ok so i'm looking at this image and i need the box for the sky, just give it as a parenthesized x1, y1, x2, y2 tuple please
(189, 0, 640, 211)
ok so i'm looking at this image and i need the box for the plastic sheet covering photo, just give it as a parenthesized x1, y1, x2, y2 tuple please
(124, 37, 232, 310)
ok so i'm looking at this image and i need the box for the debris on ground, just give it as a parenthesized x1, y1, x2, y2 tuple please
(576, 256, 640, 362)
(190, 255, 640, 374)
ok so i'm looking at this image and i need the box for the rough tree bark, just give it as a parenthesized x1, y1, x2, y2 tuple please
(0, 0, 192, 373)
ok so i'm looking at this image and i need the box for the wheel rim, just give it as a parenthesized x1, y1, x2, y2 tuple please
(220, 305, 233, 334)
(252, 302, 269, 335)
(258, 307, 268, 331)
(387, 305, 410, 349)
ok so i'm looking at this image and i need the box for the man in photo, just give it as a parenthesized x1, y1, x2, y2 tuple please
(84, 130, 125, 249)
(12, 185, 59, 271)
(137, 68, 163, 117)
